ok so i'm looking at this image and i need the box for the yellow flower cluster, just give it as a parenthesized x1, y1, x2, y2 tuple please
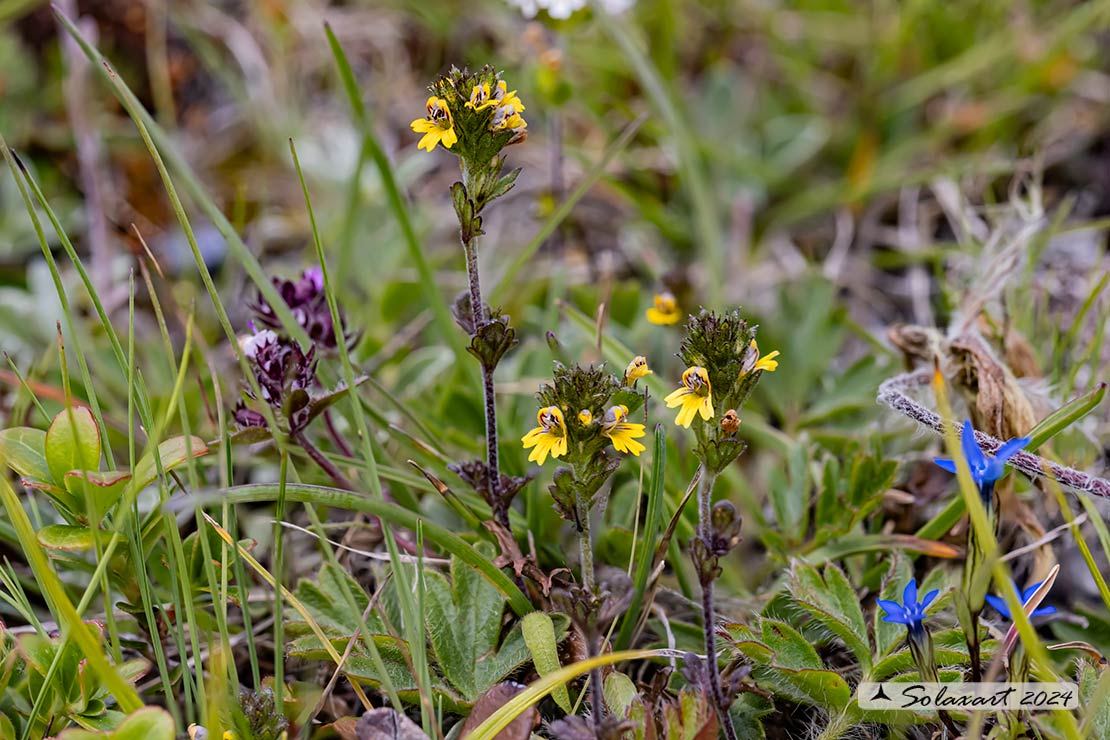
(410, 81, 528, 153)
(663, 343, 780, 428)
(521, 336, 779, 459)
(521, 402, 647, 464)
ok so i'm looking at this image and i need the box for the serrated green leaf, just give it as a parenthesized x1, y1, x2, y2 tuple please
(871, 629, 981, 681)
(760, 619, 823, 670)
(423, 547, 537, 702)
(771, 666, 852, 712)
(788, 561, 871, 671)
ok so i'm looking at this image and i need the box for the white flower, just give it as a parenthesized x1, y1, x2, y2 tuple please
(507, 0, 632, 19)
(240, 329, 278, 359)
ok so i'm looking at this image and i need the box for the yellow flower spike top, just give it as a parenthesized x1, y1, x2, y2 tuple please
(624, 355, 653, 384)
(521, 406, 568, 465)
(601, 405, 647, 456)
(646, 292, 682, 325)
(578, 409, 594, 425)
(750, 340, 780, 373)
(664, 366, 714, 428)
(410, 96, 457, 152)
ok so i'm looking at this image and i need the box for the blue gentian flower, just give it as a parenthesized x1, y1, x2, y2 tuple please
(877, 578, 939, 634)
(985, 580, 1057, 620)
(934, 419, 1030, 493)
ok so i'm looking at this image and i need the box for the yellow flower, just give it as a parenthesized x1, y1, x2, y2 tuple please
(750, 340, 780, 372)
(578, 409, 594, 425)
(410, 96, 457, 152)
(624, 355, 653, 384)
(601, 405, 647, 456)
(466, 83, 498, 111)
(496, 81, 526, 112)
(664, 366, 713, 428)
(521, 406, 568, 465)
(646, 292, 681, 325)
(493, 100, 527, 133)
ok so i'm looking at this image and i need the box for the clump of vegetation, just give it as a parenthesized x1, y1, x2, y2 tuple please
(1, 1, 1110, 739)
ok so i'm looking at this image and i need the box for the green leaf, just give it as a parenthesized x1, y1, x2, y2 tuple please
(64, 470, 131, 521)
(759, 619, 823, 670)
(131, 436, 208, 491)
(662, 688, 718, 740)
(873, 554, 913, 659)
(871, 629, 979, 682)
(788, 562, 872, 671)
(56, 707, 175, 739)
(767, 442, 810, 543)
(0, 427, 50, 482)
(216, 483, 533, 616)
(44, 408, 100, 487)
(37, 524, 96, 552)
(423, 546, 539, 703)
(522, 612, 571, 712)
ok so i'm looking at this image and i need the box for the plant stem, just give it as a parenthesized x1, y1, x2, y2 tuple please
(462, 230, 509, 534)
(694, 469, 738, 740)
(576, 494, 596, 593)
(294, 430, 356, 491)
(575, 492, 605, 725)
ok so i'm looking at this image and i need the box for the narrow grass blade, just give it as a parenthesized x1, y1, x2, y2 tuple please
(214, 483, 532, 616)
(202, 513, 373, 711)
(323, 23, 466, 369)
(595, 9, 723, 305)
(464, 649, 665, 740)
(54, 8, 310, 350)
(0, 474, 142, 712)
(491, 114, 646, 301)
(614, 424, 666, 650)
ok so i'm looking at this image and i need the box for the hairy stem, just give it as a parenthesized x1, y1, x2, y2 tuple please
(695, 469, 738, 740)
(461, 232, 509, 534)
(575, 492, 606, 724)
(576, 494, 596, 593)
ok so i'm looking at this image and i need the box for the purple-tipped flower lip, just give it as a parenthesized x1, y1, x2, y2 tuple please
(934, 419, 1030, 487)
(985, 580, 1057, 620)
(877, 578, 939, 628)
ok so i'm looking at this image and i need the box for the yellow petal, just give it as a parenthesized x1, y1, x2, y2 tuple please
(675, 401, 697, 428)
(664, 387, 688, 406)
(440, 126, 458, 149)
(417, 130, 440, 152)
(646, 307, 681, 325)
